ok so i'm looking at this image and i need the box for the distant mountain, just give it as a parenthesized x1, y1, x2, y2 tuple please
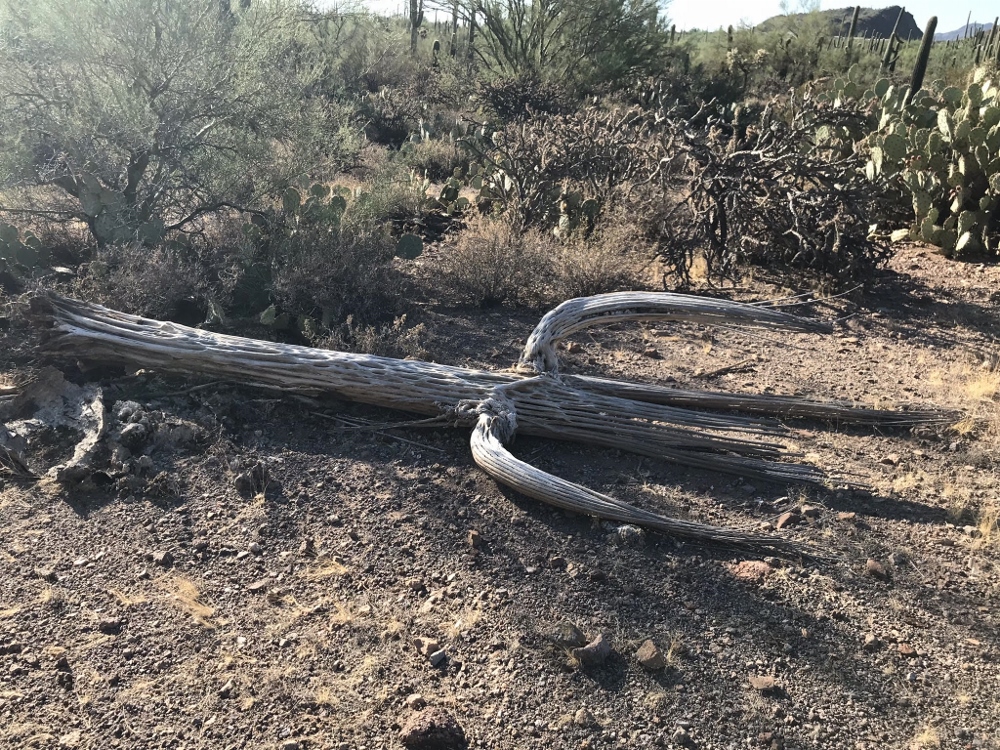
(934, 22, 995, 42)
(758, 6, 921, 40)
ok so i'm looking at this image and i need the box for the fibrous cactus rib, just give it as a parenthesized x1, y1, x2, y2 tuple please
(468, 390, 806, 556)
(519, 291, 831, 373)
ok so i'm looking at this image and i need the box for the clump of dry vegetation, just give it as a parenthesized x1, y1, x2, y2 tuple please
(437, 213, 553, 307)
(76, 243, 214, 322)
(438, 211, 648, 308)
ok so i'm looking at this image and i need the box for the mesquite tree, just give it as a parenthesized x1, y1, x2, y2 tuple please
(0, 0, 356, 247)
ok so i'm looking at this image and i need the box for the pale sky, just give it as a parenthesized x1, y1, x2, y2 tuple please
(668, 1, 996, 34)
(361, 1, 997, 36)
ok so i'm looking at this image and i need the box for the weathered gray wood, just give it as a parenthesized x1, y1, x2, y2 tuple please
(28, 292, 948, 555)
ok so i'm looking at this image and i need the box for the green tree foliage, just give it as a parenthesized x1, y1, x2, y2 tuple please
(0, 0, 357, 246)
(453, 0, 669, 88)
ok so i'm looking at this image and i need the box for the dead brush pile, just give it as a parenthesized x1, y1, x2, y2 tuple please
(456, 92, 890, 290)
(640, 97, 892, 286)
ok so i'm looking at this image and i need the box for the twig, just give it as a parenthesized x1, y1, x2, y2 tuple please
(154, 381, 226, 398)
(694, 358, 758, 379)
(309, 411, 447, 453)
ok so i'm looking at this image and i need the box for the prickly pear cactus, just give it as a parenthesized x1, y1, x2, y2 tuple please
(0, 222, 47, 273)
(862, 69, 1000, 257)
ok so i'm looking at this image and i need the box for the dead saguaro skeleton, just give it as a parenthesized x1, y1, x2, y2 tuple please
(26, 292, 947, 556)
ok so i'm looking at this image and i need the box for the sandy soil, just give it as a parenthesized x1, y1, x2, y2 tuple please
(1, 244, 998, 750)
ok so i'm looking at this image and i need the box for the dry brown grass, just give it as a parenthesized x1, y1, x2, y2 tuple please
(438, 211, 648, 308)
(548, 220, 647, 301)
(301, 555, 349, 580)
(160, 576, 216, 628)
(37, 585, 64, 611)
(109, 587, 148, 608)
(438, 213, 552, 307)
(909, 724, 941, 749)
(665, 634, 687, 665)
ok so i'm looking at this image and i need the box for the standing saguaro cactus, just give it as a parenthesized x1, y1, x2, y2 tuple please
(846, 5, 860, 51)
(905, 16, 937, 105)
(880, 6, 905, 72)
(409, 0, 424, 56)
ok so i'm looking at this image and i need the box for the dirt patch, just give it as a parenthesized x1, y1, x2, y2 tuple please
(1, 245, 998, 750)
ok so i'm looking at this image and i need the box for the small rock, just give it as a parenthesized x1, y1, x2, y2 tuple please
(748, 674, 779, 693)
(729, 560, 774, 581)
(863, 634, 881, 651)
(279, 741, 300, 750)
(399, 707, 467, 750)
(571, 633, 612, 668)
(247, 578, 269, 593)
(574, 707, 596, 728)
(551, 622, 587, 649)
(880, 454, 900, 466)
(775, 512, 801, 530)
(836, 512, 857, 522)
(405, 693, 426, 709)
(414, 637, 441, 657)
(111, 444, 131, 466)
(249, 542, 263, 555)
(613, 525, 645, 548)
(467, 530, 483, 549)
(635, 639, 666, 670)
(408, 579, 427, 594)
(97, 618, 124, 635)
(234, 472, 253, 494)
(800, 505, 821, 519)
(119, 423, 148, 449)
(888, 551, 908, 567)
(671, 727, 692, 746)
(152, 550, 173, 568)
(234, 462, 268, 495)
(865, 558, 889, 580)
(33, 567, 57, 582)
(898, 643, 917, 658)
(428, 649, 447, 667)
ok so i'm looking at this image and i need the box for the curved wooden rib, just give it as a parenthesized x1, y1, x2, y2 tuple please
(469, 397, 808, 556)
(519, 291, 832, 373)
